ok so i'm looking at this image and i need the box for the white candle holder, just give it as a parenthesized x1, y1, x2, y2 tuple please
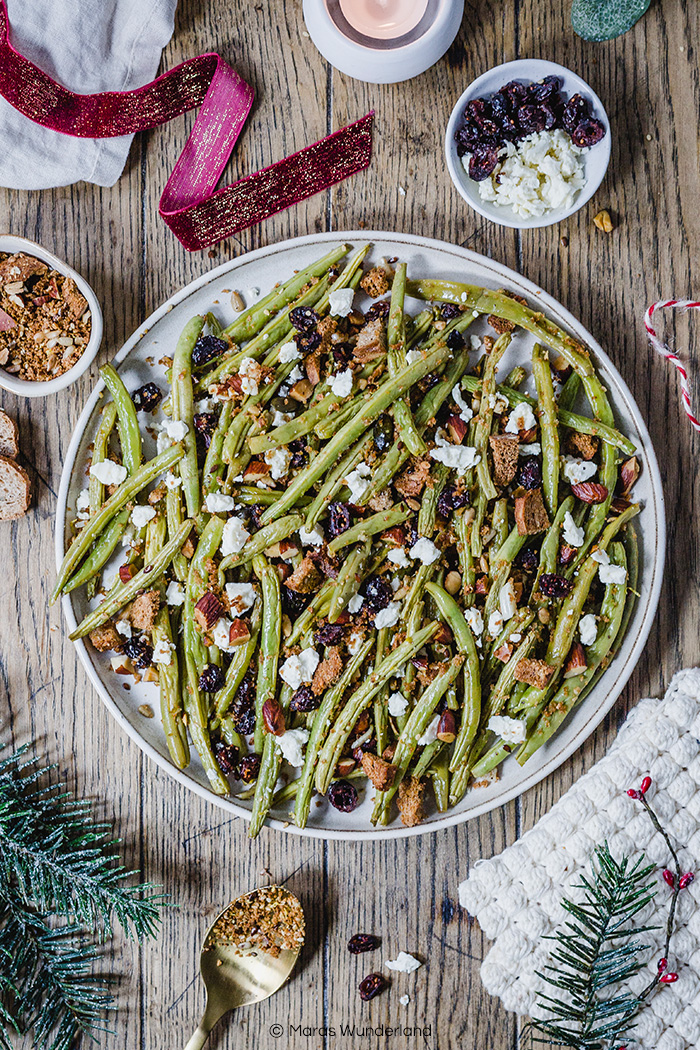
(303, 0, 464, 84)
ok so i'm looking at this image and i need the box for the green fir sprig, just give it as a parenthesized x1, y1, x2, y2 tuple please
(525, 776, 691, 1050)
(0, 746, 166, 1050)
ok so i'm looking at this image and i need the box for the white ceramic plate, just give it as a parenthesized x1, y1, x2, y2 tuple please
(56, 231, 665, 840)
(445, 60, 611, 229)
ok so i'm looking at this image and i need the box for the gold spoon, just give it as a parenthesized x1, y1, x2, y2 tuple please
(184, 885, 305, 1050)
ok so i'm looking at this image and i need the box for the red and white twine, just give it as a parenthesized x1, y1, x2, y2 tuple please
(644, 299, 700, 432)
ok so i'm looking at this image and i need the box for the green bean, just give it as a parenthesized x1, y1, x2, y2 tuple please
(100, 364, 142, 476)
(474, 333, 511, 502)
(504, 365, 526, 389)
(202, 399, 233, 495)
(327, 505, 410, 555)
(304, 433, 373, 529)
(558, 371, 581, 412)
(88, 402, 118, 512)
(249, 733, 282, 837)
(429, 748, 450, 812)
(69, 519, 194, 638)
(171, 316, 203, 518)
(182, 647, 229, 795)
(532, 343, 559, 517)
(371, 655, 464, 824)
(248, 393, 339, 454)
(387, 263, 425, 455)
(215, 603, 262, 718)
(412, 739, 443, 780)
(328, 541, 371, 623)
(153, 606, 189, 770)
(219, 514, 304, 572)
(53, 443, 185, 601)
(62, 507, 130, 594)
(166, 485, 189, 583)
(293, 638, 374, 828)
(145, 510, 167, 565)
(372, 628, 390, 759)
(417, 463, 450, 537)
(492, 498, 509, 554)
(315, 622, 439, 795)
(455, 510, 476, 607)
(252, 554, 281, 753)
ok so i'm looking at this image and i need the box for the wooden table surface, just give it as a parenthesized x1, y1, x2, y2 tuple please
(2, 0, 698, 1047)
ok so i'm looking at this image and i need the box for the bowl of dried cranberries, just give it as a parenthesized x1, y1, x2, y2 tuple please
(445, 59, 611, 230)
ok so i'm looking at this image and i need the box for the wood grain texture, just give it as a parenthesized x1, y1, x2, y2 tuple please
(0, 0, 698, 1046)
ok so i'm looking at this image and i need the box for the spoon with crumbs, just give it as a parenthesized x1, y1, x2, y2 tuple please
(184, 885, 305, 1049)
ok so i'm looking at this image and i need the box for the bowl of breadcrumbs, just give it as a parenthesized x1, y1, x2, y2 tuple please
(0, 235, 102, 397)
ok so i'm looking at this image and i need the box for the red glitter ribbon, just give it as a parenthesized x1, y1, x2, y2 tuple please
(0, 0, 373, 250)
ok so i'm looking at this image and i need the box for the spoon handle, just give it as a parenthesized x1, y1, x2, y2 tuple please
(184, 1022, 212, 1050)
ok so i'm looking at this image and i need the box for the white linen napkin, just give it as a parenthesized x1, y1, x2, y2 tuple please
(459, 669, 700, 1050)
(0, 0, 177, 190)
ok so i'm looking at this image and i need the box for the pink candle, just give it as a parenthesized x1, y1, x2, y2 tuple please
(338, 0, 430, 39)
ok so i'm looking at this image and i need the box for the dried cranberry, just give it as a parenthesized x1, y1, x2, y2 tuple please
(314, 621, 348, 647)
(236, 753, 261, 783)
(331, 341, 354, 365)
(454, 122, 481, 157)
(123, 637, 153, 669)
(199, 664, 226, 693)
(365, 300, 390, 322)
(516, 104, 547, 136)
(362, 575, 393, 611)
(500, 80, 528, 108)
(231, 673, 256, 734)
(538, 102, 558, 130)
(290, 685, 320, 713)
(489, 93, 509, 125)
(289, 306, 320, 332)
(373, 414, 394, 453)
(417, 371, 441, 393)
(293, 328, 321, 353)
(571, 118, 606, 148)
(348, 934, 380, 954)
(288, 438, 308, 470)
(213, 739, 240, 776)
(359, 973, 387, 1001)
(328, 501, 353, 538)
(527, 75, 560, 102)
(539, 573, 574, 599)
(131, 382, 163, 413)
(328, 779, 359, 812)
(437, 484, 468, 518)
(446, 329, 466, 351)
(192, 334, 228, 367)
(517, 456, 542, 490)
(466, 97, 490, 123)
(516, 546, 539, 572)
(468, 144, 500, 182)
(193, 412, 217, 450)
(281, 585, 311, 617)
(249, 504, 266, 530)
(562, 93, 590, 133)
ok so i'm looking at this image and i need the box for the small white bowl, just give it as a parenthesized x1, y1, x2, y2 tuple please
(0, 234, 103, 397)
(445, 59, 611, 229)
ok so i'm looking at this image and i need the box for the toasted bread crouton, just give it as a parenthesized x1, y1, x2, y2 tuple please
(354, 317, 387, 362)
(397, 777, 427, 827)
(361, 752, 397, 791)
(394, 455, 431, 498)
(360, 267, 391, 298)
(566, 431, 599, 460)
(487, 314, 515, 334)
(382, 742, 397, 762)
(130, 590, 161, 631)
(89, 622, 123, 653)
(489, 434, 520, 486)
(514, 488, 550, 535)
(312, 646, 343, 695)
(285, 555, 323, 594)
(0, 410, 19, 458)
(514, 658, 555, 689)
(317, 315, 338, 351)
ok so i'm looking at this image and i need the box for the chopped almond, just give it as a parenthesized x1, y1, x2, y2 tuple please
(564, 641, 587, 678)
(228, 618, 251, 647)
(354, 317, 387, 362)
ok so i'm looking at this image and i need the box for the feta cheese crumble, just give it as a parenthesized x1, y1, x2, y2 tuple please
(452, 383, 474, 424)
(592, 547, 627, 585)
(562, 511, 585, 548)
(385, 952, 422, 973)
(505, 403, 537, 435)
(238, 356, 261, 396)
(220, 515, 250, 555)
(473, 130, 586, 219)
(488, 610, 504, 638)
(329, 369, 353, 398)
(429, 441, 480, 473)
(131, 504, 156, 529)
(409, 537, 440, 565)
(89, 460, 127, 486)
(328, 286, 355, 317)
(152, 637, 175, 666)
(280, 648, 320, 690)
(579, 613, 597, 646)
(374, 602, 401, 630)
(166, 580, 186, 607)
(206, 492, 236, 514)
(211, 618, 235, 652)
(344, 461, 371, 503)
(276, 728, 310, 768)
(278, 340, 301, 363)
(164, 471, 181, 490)
(225, 581, 257, 614)
(406, 348, 423, 365)
(387, 548, 410, 568)
(488, 714, 527, 744)
(347, 629, 364, 656)
(499, 578, 518, 622)
(417, 715, 440, 747)
(75, 488, 90, 521)
(518, 443, 541, 456)
(348, 593, 364, 613)
(299, 524, 324, 547)
(563, 456, 597, 485)
(388, 691, 408, 717)
(464, 607, 484, 637)
(115, 619, 132, 639)
(264, 446, 291, 480)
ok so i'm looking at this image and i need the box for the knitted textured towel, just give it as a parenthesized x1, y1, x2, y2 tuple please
(459, 669, 700, 1050)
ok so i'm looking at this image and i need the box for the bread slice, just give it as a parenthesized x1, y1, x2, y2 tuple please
(0, 410, 18, 458)
(0, 455, 31, 519)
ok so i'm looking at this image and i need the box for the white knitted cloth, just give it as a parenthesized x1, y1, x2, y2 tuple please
(459, 669, 700, 1050)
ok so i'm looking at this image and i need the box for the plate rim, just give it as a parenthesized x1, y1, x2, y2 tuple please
(55, 229, 666, 841)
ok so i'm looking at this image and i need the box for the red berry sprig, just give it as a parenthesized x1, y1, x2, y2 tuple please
(679, 872, 695, 889)
(660, 972, 679, 984)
